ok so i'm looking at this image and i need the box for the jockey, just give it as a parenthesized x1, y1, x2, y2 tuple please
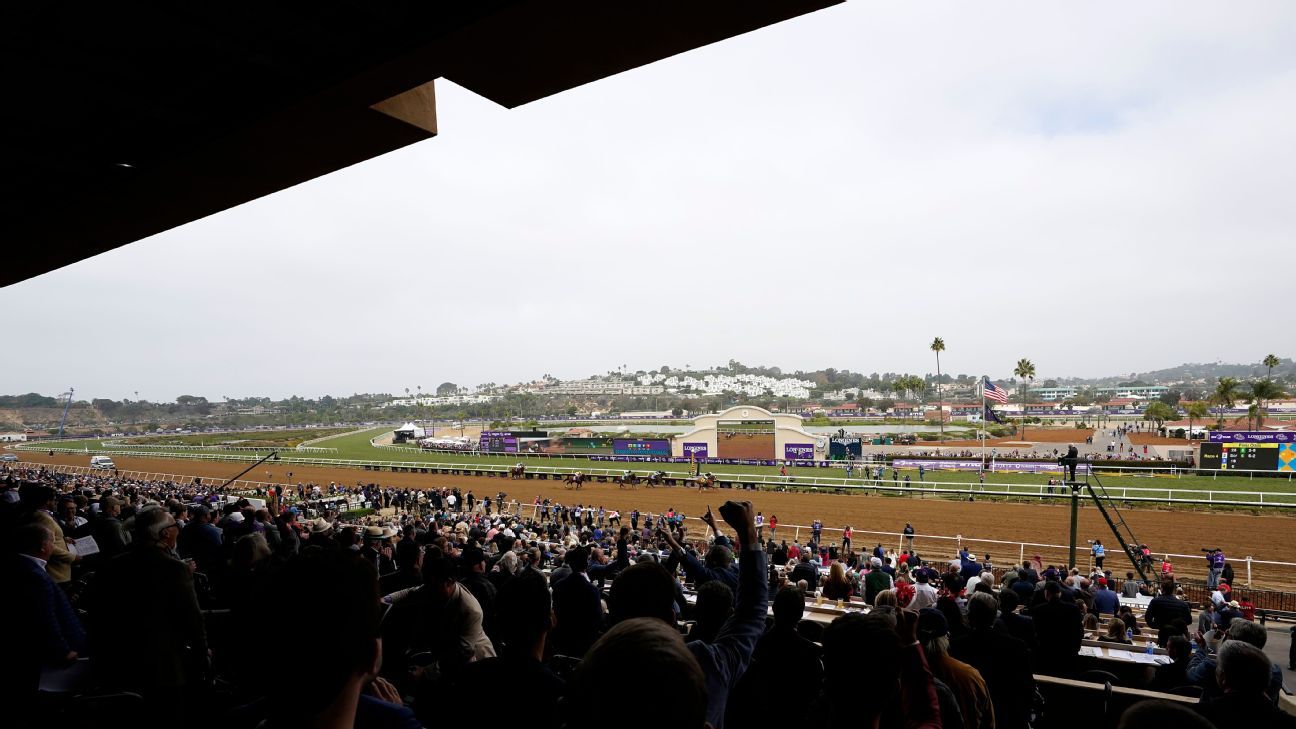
(624, 469, 633, 478)
(515, 462, 523, 470)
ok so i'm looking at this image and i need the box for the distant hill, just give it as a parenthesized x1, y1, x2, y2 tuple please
(1123, 359, 1293, 386)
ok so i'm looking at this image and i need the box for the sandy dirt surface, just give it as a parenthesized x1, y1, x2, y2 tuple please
(13, 450, 1296, 589)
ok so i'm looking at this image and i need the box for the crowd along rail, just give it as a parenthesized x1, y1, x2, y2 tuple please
(9, 461, 1296, 598)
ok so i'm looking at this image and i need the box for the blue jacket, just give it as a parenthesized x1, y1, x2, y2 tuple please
(672, 549, 740, 594)
(1092, 588, 1120, 615)
(687, 547, 768, 729)
(10, 554, 86, 662)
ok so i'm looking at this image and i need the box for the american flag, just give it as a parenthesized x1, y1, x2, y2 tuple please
(983, 377, 1009, 404)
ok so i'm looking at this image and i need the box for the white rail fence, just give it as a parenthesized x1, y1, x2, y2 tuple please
(16, 445, 1296, 508)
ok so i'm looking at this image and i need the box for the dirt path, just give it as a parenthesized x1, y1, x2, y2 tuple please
(14, 451, 1296, 589)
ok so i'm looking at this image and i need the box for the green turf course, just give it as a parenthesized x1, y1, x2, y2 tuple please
(115, 427, 354, 448)
(20, 427, 1296, 502)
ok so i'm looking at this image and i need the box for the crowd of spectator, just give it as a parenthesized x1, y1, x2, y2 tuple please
(1, 463, 1292, 729)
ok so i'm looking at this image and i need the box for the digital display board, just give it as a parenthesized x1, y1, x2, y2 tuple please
(479, 431, 518, 453)
(613, 439, 672, 457)
(1199, 442, 1280, 471)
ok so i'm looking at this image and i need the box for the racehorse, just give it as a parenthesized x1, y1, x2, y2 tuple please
(613, 474, 640, 490)
(646, 470, 669, 487)
(509, 464, 526, 479)
(563, 473, 585, 490)
(694, 473, 717, 490)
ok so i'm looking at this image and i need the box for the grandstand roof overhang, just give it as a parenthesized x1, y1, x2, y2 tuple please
(4, 0, 841, 286)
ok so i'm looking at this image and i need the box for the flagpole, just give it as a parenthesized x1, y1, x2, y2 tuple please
(981, 376, 987, 472)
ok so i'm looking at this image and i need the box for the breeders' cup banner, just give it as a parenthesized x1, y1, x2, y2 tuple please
(892, 459, 1091, 474)
(1209, 431, 1296, 443)
(681, 442, 709, 459)
(784, 443, 816, 460)
(612, 438, 672, 457)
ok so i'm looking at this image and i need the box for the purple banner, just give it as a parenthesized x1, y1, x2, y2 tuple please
(784, 443, 815, 460)
(613, 438, 672, 456)
(892, 458, 1091, 474)
(1208, 431, 1296, 443)
(479, 431, 518, 453)
(589, 455, 836, 468)
(682, 442, 709, 459)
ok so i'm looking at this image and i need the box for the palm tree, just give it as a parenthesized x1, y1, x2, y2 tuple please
(1013, 358, 1036, 439)
(1185, 401, 1210, 441)
(1211, 377, 1240, 429)
(1247, 379, 1287, 430)
(931, 337, 946, 442)
(1263, 354, 1280, 381)
(1143, 401, 1175, 434)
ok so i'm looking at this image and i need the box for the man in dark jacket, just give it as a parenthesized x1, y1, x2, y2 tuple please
(458, 546, 497, 641)
(178, 504, 223, 574)
(91, 495, 129, 560)
(84, 507, 207, 704)
(788, 552, 820, 592)
(2, 523, 88, 720)
(1030, 581, 1082, 676)
(1145, 579, 1192, 630)
(952, 592, 1034, 729)
(550, 546, 603, 658)
(727, 586, 822, 728)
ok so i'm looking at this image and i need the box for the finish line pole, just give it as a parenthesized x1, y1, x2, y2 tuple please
(1068, 484, 1079, 569)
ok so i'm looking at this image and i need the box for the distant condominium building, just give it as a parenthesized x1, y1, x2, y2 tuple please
(1031, 385, 1169, 401)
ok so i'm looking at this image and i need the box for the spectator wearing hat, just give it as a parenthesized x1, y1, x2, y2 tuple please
(359, 526, 396, 576)
(382, 549, 495, 680)
(921, 605, 995, 728)
(910, 569, 939, 611)
(305, 517, 335, 550)
(444, 568, 563, 729)
(178, 504, 223, 575)
(864, 556, 894, 605)
(91, 495, 129, 560)
(1091, 577, 1119, 615)
(457, 546, 497, 641)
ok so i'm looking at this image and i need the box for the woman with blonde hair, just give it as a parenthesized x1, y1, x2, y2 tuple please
(1097, 617, 1133, 645)
(821, 561, 853, 601)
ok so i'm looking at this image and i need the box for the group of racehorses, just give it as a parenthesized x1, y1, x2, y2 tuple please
(506, 463, 716, 490)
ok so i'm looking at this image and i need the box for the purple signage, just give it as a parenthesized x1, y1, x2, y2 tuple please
(479, 431, 518, 453)
(784, 443, 815, 460)
(682, 442, 709, 459)
(613, 438, 672, 457)
(892, 459, 1091, 474)
(1208, 431, 1295, 443)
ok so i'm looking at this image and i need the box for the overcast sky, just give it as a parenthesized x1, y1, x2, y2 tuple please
(5, 2, 1294, 401)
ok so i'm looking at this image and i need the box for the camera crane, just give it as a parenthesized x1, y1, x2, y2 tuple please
(1066, 458, 1152, 584)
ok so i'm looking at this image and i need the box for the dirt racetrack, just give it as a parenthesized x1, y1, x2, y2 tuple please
(13, 450, 1296, 590)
